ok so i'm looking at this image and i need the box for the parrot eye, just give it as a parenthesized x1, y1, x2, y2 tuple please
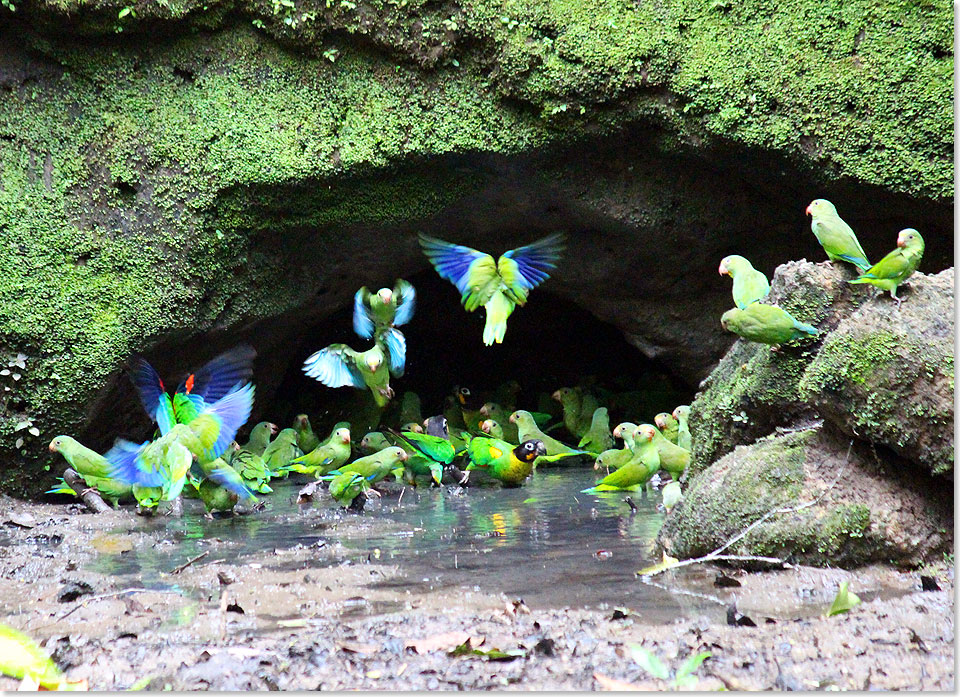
(461, 387, 470, 395)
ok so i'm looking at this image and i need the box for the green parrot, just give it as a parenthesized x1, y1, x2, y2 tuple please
(848, 228, 924, 306)
(551, 387, 599, 439)
(650, 424, 690, 480)
(672, 405, 692, 451)
(121, 435, 194, 508)
(318, 421, 351, 446)
(582, 424, 659, 493)
(419, 233, 566, 345)
(262, 428, 303, 477)
(389, 428, 459, 486)
(721, 304, 818, 346)
(718, 255, 770, 309)
(479, 418, 505, 440)
(612, 422, 640, 449)
(424, 414, 467, 453)
(463, 435, 546, 487)
(592, 446, 634, 474)
(359, 431, 391, 454)
(323, 447, 409, 504)
(479, 402, 519, 442)
(353, 280, 416, 337)
(303, 342, 396, 407)
(654, 413, 679, 444)
(47, 436, 132, 507)
(453, 386, 485, 432)
(805, 199, 871, 271)
(197, 456, 257, 514)
(226, 444, 273, 494)
(240, 421, 277, 457)
(397, 391, 423, 429)
(283, 427, 353, 478)
(661, 481, 683, 512)
(328, 471, 369, 509)
(510, 410, 585, 457)
(293, 414, 320, 453)
(578, 407, 613, 454)
(401, 422, 424, 434)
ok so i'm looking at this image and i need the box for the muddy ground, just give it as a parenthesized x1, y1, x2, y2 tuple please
(0, 495, 953, 691)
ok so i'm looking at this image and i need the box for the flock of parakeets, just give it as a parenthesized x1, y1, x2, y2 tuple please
(45, 204, 925, 515)
(719, 199, 925, 346)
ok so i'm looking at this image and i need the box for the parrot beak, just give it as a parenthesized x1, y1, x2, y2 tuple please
(378, 288, 393, 304)
(613, 425, 622, 438)
(48, 441, 57, 453)
(672, 409, 680, 420)
(268, 423, 278, 435)
(508, 413, 518, 424)
(551, 390, 562, 402)
(718, 263, 727, 276)
(655, 415, 665, 428)
(422, 418, 430, 428)
(480, 420, 491, 433)
(897, 234, 906, 247)
(480, 405, 489, 416)
(398, 450, 409, 462)
(341, 432, 351, 444)
(805, 203, 812, 216)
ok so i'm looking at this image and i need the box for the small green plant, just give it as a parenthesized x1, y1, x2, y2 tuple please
(826, 581, 861, 616)
(629, 646, 711, 689)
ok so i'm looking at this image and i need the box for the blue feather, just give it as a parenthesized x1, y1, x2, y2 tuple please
(207, 466, 257, 501)
(130, 357, 165, 422)
(176, 345, 256, 402)
(418, 234, 488, 297)
(204, 383, 255, 459)
(393, 285, 416, 327)
(352, 289, 375, 339)
(382, 328, 406, 377)
(303, 347, 366, 389)
(104, 438, 164, 487)
(502, 233, 565, 291)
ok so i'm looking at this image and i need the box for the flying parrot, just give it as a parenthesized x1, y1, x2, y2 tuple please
(848, 229, 924, 306)
(130, 344, 256, 435)
(721, 304, 818, 346)
(47, 436, 133, 507)
(718, 255, 770, 309)
(419, 232, 566, 345)
(654, 412, 679, 444)
(282, 427, 352, 478)
(672, 405, 692, 451)
(353, 279, 416, 375)
(240, 421, 277, 457)
(462, 435, 546, 487)
(582, 424, 659, 493)
(293, 414, 320, 453)
(578, 407, 614, 454)
(805, 199, 871, 271)
(303, 342, 396, 408)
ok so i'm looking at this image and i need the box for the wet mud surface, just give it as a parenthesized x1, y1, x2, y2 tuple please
(0, 475, 953, 691)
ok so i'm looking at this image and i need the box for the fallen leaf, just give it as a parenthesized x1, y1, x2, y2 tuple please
(339, 641, 379, 655)
(826, 581, 861, 617)
(4, 513, 36, 528)
(637, 552, 679, 576)
(406, 632, 470, 654)
(594, 673, 641, 691)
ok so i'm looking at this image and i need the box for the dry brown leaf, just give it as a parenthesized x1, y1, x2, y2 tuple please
(405, 631, 471, 654)
(594, 673, 642, 691)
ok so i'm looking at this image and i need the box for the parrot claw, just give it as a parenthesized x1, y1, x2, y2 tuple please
(366, 489, 382, 499)
(458, 471, 471, 485)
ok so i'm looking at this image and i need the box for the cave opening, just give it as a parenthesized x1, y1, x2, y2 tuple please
(265, 269, 693, 441)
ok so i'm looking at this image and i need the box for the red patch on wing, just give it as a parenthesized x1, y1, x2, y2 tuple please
(184, 374, 195, 394)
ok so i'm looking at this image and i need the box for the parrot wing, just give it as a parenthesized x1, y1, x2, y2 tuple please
(418, 234, 500, 311)
(352, 287, 375, 338)
(104, 438, 164, 487)
(176, 344, 256, 402)
(393, 279, 417, 327)
(389, 429, 456, 464)
(130, 356, 171, 426)
(855, 247, 909, 280)
(206, 464, 257, 501)
(191, 382, 256, 459)
(302, 344, 366, 388)
(380, 328, 407, 377)
(497, 233, 565, 305)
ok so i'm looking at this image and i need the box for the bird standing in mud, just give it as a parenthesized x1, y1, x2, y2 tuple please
(462, 435, 546, 487)
(848, 229, 924, 306)
(419, 233, 565, 345)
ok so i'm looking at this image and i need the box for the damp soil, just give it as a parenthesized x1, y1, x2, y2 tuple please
(0, 475, 953, 691)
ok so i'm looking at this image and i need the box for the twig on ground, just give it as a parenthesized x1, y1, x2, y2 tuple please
(63, 469, 113, 514)
(169, 551, 209, 575)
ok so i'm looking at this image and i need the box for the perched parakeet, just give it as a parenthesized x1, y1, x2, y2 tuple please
(293, 414, 320, 453)
(848, 229, 924, 306)
(582, 424, 659, 493)
(240, 421, 277, 456)
(105, 383, 255, 505)
(419, 233, 565, 345)
(661, 481, 683, 512)
(805, 199, 871, 271)
(480, 419, 505, 440)
(47, 436, 132, 507)
(262, 428, 303, 476)
(463, 435, 546, 487)
(654, 413, 679, 445)
(453, 386, 484, 432)
(197, 456, 257, 513)
(390, 429, 458, 464)
(318, 421, 351, 447)
(721, 304, 818, 346)
(424, 414, 466, 452)
(283, 427, 352, 478)
(718, 255, 770, 309)
(303, 342, 396, 407)
(593, 446, 634, 473)
(479, 402, 518, 442)
(510, 410, 584, 457)
(328, 471, 369, 509)
(323, 447, 408, 495)
(578, 407, 613, 454)
(613, 422, 639, 449)
(353, 280, 416, 375)
(672, 405, 691, 451)
(130, 344, 256, 435)
(226, 445, 273, 494)
(401, 422, 424, 433)
(360, 431, 392, 454)
(650, 424, 690, 480)
(551, 386, 598, 439)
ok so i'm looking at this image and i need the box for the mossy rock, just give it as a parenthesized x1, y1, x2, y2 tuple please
(688, 260, 862, 474)
(658, 427, 952, 568)
(800, 268, 954, 477)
